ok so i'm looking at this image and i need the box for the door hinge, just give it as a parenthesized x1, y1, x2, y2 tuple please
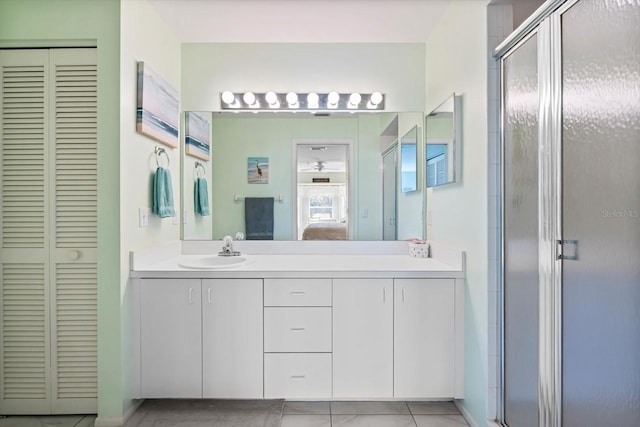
(557, 239, 579, 260)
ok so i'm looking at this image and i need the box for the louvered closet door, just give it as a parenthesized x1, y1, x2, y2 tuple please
(48, 48, 97, 414)
(0, 48, 97, 415)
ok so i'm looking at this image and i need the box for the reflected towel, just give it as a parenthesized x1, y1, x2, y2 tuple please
(245, 197, 274, 240)
(152, 166, 176, 218)
(194, 177, 210, 216)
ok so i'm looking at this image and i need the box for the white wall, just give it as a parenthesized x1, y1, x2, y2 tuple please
(425, 1, 490, 425)
(181, 43, 426, 112)
(119, 0, 182, 420)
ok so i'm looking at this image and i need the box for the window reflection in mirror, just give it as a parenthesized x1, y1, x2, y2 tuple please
(400, 125, 418, 193)
(425, 93, 460, 187)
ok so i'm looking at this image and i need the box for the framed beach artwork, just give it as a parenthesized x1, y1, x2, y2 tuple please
(247, 157, 269, 184)
(136, 61, 179, 148)
(185, 111, 210, 161)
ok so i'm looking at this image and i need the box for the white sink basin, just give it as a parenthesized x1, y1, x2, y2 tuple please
(178, 255, 248, 269)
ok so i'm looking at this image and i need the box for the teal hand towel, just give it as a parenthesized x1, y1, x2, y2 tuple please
(153, 166, 176, 218)
(194, 177, 210, 216)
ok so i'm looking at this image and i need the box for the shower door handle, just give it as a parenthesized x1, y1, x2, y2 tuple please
(557, 240, 579, 260)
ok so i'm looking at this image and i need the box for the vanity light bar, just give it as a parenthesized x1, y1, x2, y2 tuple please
(220, 91, 385, 111)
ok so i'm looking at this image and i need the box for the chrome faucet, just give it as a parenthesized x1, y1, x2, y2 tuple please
(219, 235, 241, 256)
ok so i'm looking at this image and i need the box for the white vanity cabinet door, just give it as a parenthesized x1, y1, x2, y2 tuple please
(333, 278, 393, 398)
(202, 279, 263, 398)
(394, 278, 455, 398)
(140, 279, 202, 398)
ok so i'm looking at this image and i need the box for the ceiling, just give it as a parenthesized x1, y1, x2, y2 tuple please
(147, 0, 453, 43)
(297, 145, 347, 173)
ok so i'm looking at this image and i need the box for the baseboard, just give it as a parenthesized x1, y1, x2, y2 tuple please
(455, 400, 480, 427)
(94, 399, 144, 427)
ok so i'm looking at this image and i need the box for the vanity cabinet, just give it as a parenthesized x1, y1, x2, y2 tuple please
(394, 278, 455, 398)
(136, 278, 263, 399)
(202, 279, 263, 398)
(140, 279, 202, 398)
(332, 278, 393, 398)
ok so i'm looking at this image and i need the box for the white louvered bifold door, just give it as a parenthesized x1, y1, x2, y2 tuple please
(49, 49, 97, 415)
(0, 48, 97, 415)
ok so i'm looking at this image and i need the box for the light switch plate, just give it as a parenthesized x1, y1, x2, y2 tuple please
(139, 208, 150, 227)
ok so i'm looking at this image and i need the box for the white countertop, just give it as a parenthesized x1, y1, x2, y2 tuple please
(130, 241, 465, 279)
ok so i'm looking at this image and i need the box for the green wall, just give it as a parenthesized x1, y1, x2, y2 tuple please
(0, 0, 122, 421)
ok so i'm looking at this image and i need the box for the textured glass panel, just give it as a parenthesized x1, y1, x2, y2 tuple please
(562, 0, 640, 426)
(502, 33, 539, 427)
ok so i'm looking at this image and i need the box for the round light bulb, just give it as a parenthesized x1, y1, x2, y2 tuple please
(349, 92, 362, 107)
(286, 92, 299, 106)
(370, 91, 383, 105)
(265, 91, 278, 106)
(307, 92, 319, 107)
(243, 91, 256, 105)
(221, 91, 235, 105)
(327, 91, 340, 107)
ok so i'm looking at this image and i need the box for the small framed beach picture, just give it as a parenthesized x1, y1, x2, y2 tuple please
(136, 61, 179, 148)
(247, 157, 269, 184)
(184, 111, 210, 161)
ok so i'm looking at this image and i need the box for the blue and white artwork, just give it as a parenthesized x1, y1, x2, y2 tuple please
(185, 111, 210, 161)
(247, 157, 269, 184)
(136, 61, 179, 148)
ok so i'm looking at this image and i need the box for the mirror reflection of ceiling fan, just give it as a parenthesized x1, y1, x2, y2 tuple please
(301, 160, 342, 172)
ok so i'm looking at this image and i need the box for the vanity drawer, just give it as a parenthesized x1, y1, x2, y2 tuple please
(264, 278, 331, 306)
(264, 353, 331, 399)
(264, 307, 331, 352)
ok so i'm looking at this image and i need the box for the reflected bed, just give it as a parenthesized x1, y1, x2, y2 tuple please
(302, 222, 347, 240)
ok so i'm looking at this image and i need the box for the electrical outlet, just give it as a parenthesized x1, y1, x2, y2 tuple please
(139, 208, 150, 227)
(183, 209, 188, 224)
(363, 208, 369, 218)
(172, 214, 179, 225)
(427, 209, 433, 226)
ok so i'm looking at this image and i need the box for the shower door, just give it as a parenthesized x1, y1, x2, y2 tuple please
(560, 0, 640, 425)
(502, 32, 540, 427)
(499, 0, 640, 425)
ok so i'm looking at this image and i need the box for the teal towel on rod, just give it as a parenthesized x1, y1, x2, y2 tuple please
(194, 177, 210, 216)
(153, 166, 176, 218)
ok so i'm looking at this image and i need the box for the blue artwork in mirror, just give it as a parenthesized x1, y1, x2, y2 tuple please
(400, 125, 418, 192)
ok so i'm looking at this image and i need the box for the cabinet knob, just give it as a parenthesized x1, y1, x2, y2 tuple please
(68, 250, 80, 260)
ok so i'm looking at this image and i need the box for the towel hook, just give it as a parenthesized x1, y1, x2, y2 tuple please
(194, 161, 206, 179)
(155, 146, 170, 168)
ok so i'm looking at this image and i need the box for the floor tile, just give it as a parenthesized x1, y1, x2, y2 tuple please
(283, 401, 331, 415)
(122, 399, 283, 427)
(331, 401, 410, 415)
(280, 415, 331, 427)
(332, 414, 417, 427)
(414, 415, 469, 427)
(407, 402, 460, 415)
(0, 416, 91, 427)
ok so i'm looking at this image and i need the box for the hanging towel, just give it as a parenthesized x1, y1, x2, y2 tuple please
(152, 166, 176, 218)
(245, 197, 274, 240)
(194, 177, 210, 216)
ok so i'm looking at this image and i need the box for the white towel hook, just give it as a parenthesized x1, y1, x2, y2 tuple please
(194, 161, 206, 180)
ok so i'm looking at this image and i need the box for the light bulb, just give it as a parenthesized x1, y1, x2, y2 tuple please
(265, 91, 278, 107)
(307, 92, 319, 108)
(286, 92, 299, 107)
(348, 92, 362, 108)
(243, 91, 256, 105)
(221, 91, 235, 105)
(370, 91, 383, 106)
(327, 91, 340, 107)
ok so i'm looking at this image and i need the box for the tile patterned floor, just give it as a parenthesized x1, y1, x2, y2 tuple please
(0, 400, 470, 427)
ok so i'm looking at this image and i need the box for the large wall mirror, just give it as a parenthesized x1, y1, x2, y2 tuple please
(181, 111, 424, 241)
(425, 93, 461, 187)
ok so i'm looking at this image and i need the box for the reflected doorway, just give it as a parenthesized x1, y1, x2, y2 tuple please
(294, 141, 352, 240)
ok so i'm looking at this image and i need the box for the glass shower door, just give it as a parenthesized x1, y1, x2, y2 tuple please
(561, 0, 640, 425)
(502, 33, 540, 427)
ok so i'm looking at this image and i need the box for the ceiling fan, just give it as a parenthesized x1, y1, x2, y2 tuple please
(300, 160, 341, 173)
